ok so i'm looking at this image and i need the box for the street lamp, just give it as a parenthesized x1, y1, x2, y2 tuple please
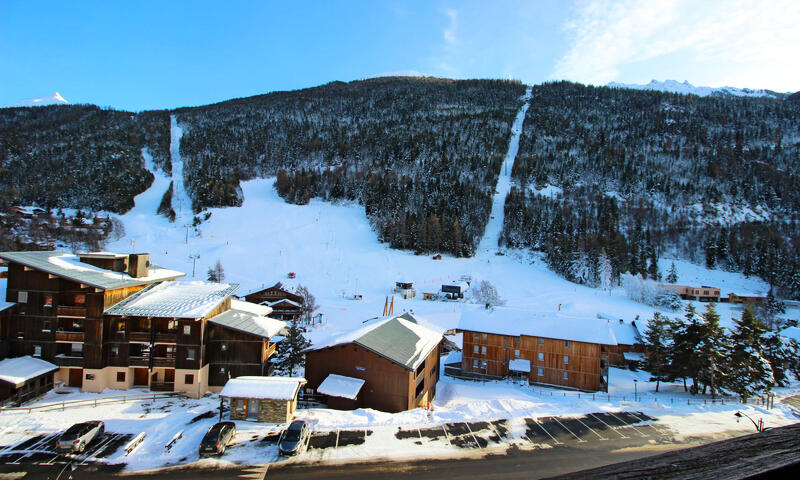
(734, 411, 763, 432)
(633, 379, 638, 402)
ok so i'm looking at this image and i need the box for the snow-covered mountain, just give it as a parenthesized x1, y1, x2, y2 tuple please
(1, 92, 69, 108)
(607, 79, 785, 99)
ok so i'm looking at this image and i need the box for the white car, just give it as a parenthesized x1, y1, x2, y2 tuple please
(56, 421, 104, 453)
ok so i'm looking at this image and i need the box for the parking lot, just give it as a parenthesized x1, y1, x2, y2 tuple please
(0, 431, 133, 467)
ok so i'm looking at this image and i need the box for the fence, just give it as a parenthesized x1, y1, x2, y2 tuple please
(0, 392, 182, 414)
(444, 368, 776, 409)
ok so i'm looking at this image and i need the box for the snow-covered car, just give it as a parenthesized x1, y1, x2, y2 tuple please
(199, 421, 236, 457)
(56, 421, 104, 453)
(278, 420, 310, 456)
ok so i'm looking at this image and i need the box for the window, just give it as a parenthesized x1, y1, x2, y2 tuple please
(473, 345, 479, 354)
(538, 352, 544, 361)
(472, 359, 478, 368)
(221, 344, 228, 351)
(111, 346, 119, 356)
(116, 371, 126, 382)
(564, 355, 569, 364)
(236, 399, 244, 410)
(564, 340, 570, 348)
(481, 346, 487, 355)
(165, 345, 176, 357)
(538, 338, 544, 345)
(42, 320, 51, 332)
(85, 373, 95, 380)
(563, 371, 568, 380)
(355, 366, 366, 371)
(481, 333, 488, 341)
(167, 320, 178, 330)
(186, 348, 196, 361)
(34, 345, 41, 357)
(117, 320, 125, 332)
(185, 374, 194, 385)
(18, 291, 28, 303)
(515, 336, 521, 343)
(473, 332, 479, 339)
(538, 368, 544, 376)
(481, 360, 487, 369)
(183, 325, 191, 335)
(17, 331, 23, 340)
(72, 319, 83, 331)
(514, 349, 520, 358)
(220, 367, 226, 374)
(44, 296, 53, 307)
(74, 294, 86, 305)
(71, 343, 83, 355)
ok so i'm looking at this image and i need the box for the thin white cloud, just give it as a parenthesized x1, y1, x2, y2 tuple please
(443, 9, 458, 46)
(552, 0, 800, 91)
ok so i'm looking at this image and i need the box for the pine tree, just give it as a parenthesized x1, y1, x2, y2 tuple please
(274, 317, 312, 376)
(668, 304, 704, 393)
(644, 312, 670, 392)
(726, 306, 774, 401)
(666, 261, 678, 284)
(207, 259, 225, 283)
(762, 330, 794, 387)
(697, 303, 728, 399)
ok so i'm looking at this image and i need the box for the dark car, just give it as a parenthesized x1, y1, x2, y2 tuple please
(56, 421, 104, 453)
(199, 421, 236, 457)
(278, 420, 311, 456)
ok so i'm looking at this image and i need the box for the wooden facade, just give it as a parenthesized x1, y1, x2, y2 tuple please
(460, 329, 609, 391)
(305, 342, 441, 413)
(243, 284, 303, 320)
(661, 284, 721, 302)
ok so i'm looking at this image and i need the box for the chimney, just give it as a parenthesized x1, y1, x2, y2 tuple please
(127, 253, 150, 278)
(619, 318, 624, 324)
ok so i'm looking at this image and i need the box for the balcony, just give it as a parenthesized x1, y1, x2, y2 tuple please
(150, 382, 174, 392)
(128, 331, 150, 343)
(152, 356, 176, 368)
(153, 332, 177, 344)
(55, 331, 85, 343)
(57, 306, 87, 318)
(53, 355, 84, 367)
(129, 356, 149, 367)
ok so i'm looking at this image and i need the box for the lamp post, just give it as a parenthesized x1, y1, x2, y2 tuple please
(734, 411, 763, 432)
(633, 379, 638, 402)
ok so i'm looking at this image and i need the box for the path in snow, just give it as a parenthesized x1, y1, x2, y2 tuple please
(476, 87, 532, 255)
(169, 114, 193, 226)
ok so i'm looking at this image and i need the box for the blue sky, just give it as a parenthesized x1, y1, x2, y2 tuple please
(2, 0, 798, 111)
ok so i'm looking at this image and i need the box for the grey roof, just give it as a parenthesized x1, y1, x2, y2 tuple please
(311, 313, 442, 370)
(0, 251, 184, 290)
(209, 308, 285, 339)
(104, 281, 239, 318)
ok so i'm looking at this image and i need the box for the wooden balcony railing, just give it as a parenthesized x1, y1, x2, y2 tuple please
(150, 382, 174, 392)
(53, 355, 84, 367)
(152, 357, 176, 368)
(57, 306, 87, 318)
(153, 332, 177, 344)
(55, 331, 85, 343)
(128, 331, 150, 343)
(129, 356, 149, 367)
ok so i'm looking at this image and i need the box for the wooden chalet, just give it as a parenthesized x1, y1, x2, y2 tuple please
(600, 315, 645, 367)
(727, 293, 767, 305)
(458, 308, 625, 392)
(0, 251, 285, 398)
(243, 283, 304, 321)
(305, 313, 443, 413)
(220, 376, 306, 423)
(0, 355, 58, 405)
(660, 284, 721, 302)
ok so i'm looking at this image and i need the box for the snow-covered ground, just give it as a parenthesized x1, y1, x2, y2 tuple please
(607, 80, 784, 98)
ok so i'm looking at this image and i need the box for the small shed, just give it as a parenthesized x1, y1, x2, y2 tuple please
(441, 281, 470, 299)
(394, 282, 416, 299)
(317, 374, 365, 410)
(0, 356, 58, 405)
(220, 376, 306, 423)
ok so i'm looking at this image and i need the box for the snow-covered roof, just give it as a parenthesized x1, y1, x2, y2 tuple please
(219, 376, 306, 400)
(317, 374, 365, 400)
(780, 326, 800, 343)
(0, 278, 14, 312)
(443, 281, 469, 291)
(104, 281, 239, 318)
(603, 316, 642, 345)
(209, 306, 285, 339)
(267, 299, 300, 308)
(443, 350, 462, 365)
(509, 359, 531, 373)
(230, 299, 272, 316)
(311, 313, 443, 370)
(623, 352, 646, 362)
(0, 356, 58, 388)
(458, 307, 619, 346)
(0, 251, 184, 291)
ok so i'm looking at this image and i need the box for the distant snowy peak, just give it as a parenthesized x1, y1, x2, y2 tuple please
(1, 92, 70, 108)
(607, 80, 785, 99)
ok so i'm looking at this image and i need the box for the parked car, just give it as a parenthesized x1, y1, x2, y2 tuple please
(278, 420, 311, 456)
(199, 421, 236, 457)
(56, 421, 104, 453)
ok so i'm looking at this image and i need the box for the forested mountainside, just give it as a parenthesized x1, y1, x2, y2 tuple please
(176, 77, 526, 256)
(502, 81, 800, 297)
(0, 106, 171, 212)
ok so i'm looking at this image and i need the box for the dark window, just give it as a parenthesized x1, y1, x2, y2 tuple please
(44, 295, 53, 307)
(116, 371, 125, 382)
(415, 361, 425, 377)
(415, 378, 425, 398)
(85, 373, 95, 380)
(564, 340, 569, 348)
(185, 374, 194, 384)
(42, 320, 51, 331)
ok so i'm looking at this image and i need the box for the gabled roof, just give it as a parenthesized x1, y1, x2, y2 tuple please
(310, 313, 443, 370)
(209, 300, 286, 338)
(317, 374, 365, 400)
(458, 307, 619, 346)
(219, 376, 306, 400)
(267, 299, 301, 308)
(104, 281, 239, 318)
(0, 356, 58, 388)
(0, 251, 184, 290)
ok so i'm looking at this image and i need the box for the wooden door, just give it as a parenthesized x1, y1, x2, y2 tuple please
(165, 369, 175, 383)
(68, 368, 83, 388)
(133, 368, 148, 386)
(247, 399, 259, 420)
